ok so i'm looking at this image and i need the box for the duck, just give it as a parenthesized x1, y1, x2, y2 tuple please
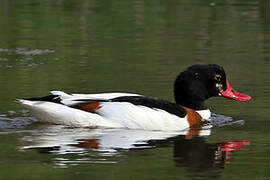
(16, 64, 251, 131)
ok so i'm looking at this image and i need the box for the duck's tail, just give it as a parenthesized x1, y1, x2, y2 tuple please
(15, 97, 122, 128)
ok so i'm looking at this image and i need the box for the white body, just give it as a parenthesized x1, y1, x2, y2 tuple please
(17, 91, 211, 131)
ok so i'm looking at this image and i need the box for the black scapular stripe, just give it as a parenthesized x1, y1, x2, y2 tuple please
(111, 96, 187, 118)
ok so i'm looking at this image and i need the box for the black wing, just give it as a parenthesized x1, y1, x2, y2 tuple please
(111, 96, 187, 118)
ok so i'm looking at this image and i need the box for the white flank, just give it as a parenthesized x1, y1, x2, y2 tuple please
(16, 99, 123, 128)
(97, 102, 190, 131)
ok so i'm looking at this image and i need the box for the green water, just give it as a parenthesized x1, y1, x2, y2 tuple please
(0, 0, 270, 179)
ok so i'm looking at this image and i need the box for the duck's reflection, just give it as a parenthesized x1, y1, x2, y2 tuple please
(22, 125, 199, 153)
(172, 136, 250, 179)
(174, 136, 226, 171)
(22, 124, 250, 172)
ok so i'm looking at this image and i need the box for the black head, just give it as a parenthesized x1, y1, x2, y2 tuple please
(174, 64, 228, 110)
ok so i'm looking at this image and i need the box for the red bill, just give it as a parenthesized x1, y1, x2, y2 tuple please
(220, 80, 252, 101)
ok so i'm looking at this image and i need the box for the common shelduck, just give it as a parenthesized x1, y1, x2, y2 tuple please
(17, 64, 251, 131)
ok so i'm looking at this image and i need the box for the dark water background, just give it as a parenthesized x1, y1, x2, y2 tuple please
(0, 0, 270, 179)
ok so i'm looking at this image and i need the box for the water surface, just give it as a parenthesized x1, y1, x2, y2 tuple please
(0, 0, 270, 179)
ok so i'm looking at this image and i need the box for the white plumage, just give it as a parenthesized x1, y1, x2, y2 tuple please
(97, 102, 190, 131)
(17, 91, 193, 131)
(17, 99, 123, 128)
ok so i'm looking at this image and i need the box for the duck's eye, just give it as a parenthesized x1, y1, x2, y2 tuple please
(194, 72, 200, 79)
(214, 74, 222, 82)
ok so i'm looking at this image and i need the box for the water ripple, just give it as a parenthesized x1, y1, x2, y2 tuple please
(15, 48, 54, 55)
(0, 47, 54, 55)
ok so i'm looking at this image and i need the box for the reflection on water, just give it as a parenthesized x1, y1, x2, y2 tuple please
(1, 0, 270, 179)
(21, 126, 197, 154)
(174, 137, 250, 179)
(19, 125, 250, 173)
(11, 113, 249, 170)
